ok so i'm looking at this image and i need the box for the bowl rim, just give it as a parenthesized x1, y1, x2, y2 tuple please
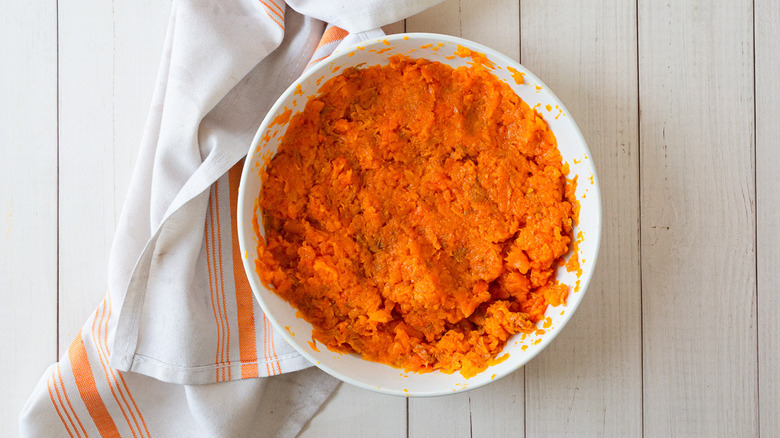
(237, 32, 603, 397)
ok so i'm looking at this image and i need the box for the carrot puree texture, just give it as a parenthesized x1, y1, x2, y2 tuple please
(255, 55, 577, 377)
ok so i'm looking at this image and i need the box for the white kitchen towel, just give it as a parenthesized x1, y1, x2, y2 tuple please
(20, 0, 441, 436)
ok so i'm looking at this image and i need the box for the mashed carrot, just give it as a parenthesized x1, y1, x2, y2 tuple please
(255, 55, 576, 377)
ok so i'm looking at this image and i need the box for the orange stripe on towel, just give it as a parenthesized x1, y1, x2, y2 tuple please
(52, 367, 81, 438)
(262, 314, 272, 375)
(315, 26, 348, 52)
(58, 365, 89, 438)
(307, 54, 332, 67)
(47, 376, 75, 438)
(95, 295, 149, 438)
(214, 180, 232, 381)
(263, 316, 282, 375)
(259, 2, 284, 31)
(105, 293, 151, 438)
(68, 331, 121, 437)
(266, 0, 284, 15)
(259, 0, 283, 21)
(117, 373, 151, 438)
(228, 162, 260, 379)
(205, 196, 224, 382)
(91, 299, 138, 438)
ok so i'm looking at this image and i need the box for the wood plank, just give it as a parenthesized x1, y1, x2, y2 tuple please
(406, 1, 521, 435)
(112, 0, 172, 217)
(409, 393, 471, 438)
(57, 0, 171, 352)
(756, 0, 780, 436)
(520, 1, 642, 436)
(0, 0, 58, 433)
(382, 20, 406, 35)
(300, 384, 407, 437)
(57, 0, 117, 352)
(407, 0, 519, 62)
(406, 0, 461, 37)
(469, 369, 524, 438)
(638, 1, 757, 435)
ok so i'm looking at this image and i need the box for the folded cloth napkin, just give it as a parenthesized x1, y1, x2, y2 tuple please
(20, 0, 441, 436)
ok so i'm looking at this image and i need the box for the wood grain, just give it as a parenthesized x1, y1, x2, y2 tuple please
(57, 0, 171, 353)
(409, 393, 471, 438)
(0, 0, 58, 433)
(468, 369, 524, 438)
(639, 1, 757, 435)
(300, 383, 407, 438)
(4, 0, 776, 436)
(756, 0, 779, 436)
(57, 0, 117, 352)
(112, 0, 172, 218)
(520, 1, 643, 436)
(407, 0, 519, 62)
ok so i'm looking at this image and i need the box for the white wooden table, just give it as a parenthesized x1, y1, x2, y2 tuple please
(2, 0, 776, 436)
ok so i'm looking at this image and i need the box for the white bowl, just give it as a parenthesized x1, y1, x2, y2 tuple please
(237, 33, 602, 397)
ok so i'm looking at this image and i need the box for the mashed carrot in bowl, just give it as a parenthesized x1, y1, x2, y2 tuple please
(255, 54, 577, 378)
(238, 33, 600, 396)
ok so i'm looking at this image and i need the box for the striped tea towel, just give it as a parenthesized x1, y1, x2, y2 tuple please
(20, 0, 442, 436)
